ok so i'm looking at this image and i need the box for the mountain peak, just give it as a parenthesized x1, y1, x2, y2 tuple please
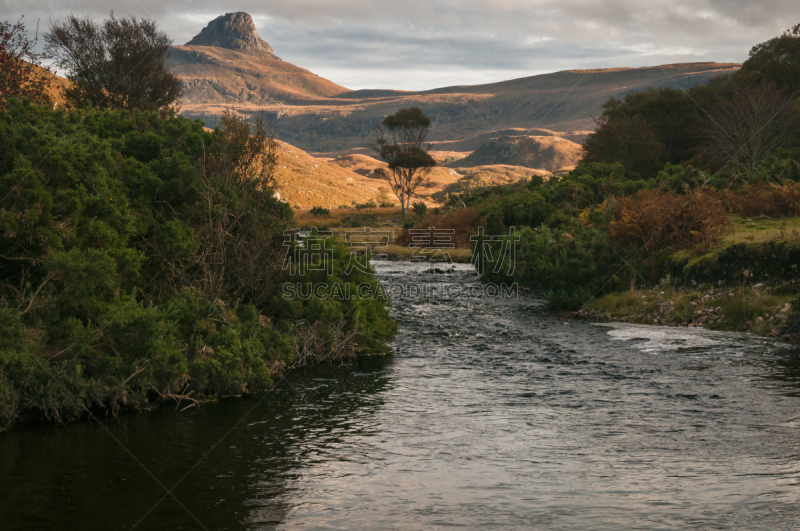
(187, 12, 274, 54)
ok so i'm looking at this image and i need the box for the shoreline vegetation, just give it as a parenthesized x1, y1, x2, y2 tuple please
(580, 283, 796, 336)
(576, 214, 800, 338)
(0, 102, 396, 432)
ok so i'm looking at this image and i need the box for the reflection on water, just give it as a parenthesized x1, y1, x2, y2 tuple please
(1, 261, 799, 530)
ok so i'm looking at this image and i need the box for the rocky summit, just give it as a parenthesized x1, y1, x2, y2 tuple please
(186, 12, 275, 55)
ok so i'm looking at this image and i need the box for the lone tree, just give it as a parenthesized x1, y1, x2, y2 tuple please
(371, 107, 436, 221)
(0, 17, 53, 109)
(45, 13, 183, 111)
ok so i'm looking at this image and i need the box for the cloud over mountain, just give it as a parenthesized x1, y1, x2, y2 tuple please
(6, 0, 798, 89)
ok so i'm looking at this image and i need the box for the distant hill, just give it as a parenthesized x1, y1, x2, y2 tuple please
(264, 62, 739, 152)
(273, 141, 392, 208)
(451, 135, 584, 172)
(433, 166, 549, 201)
(432, 128, 591, 152)
(170, 16, 739, 152)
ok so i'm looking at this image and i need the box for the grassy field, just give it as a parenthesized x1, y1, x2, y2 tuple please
(294, 207, 404, 229)
(672, 215, 800, 265)
(723, 215, 800, 245)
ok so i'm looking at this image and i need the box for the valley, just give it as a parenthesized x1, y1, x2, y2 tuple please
(164, 12, 740, 208)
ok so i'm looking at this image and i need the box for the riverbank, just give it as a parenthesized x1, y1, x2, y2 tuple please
(580, 281, 799, 338)
(574, 215, 800, 339)
(384, 245, 473, 263)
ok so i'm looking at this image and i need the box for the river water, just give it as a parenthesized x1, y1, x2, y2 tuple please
(1, 262, 800, 530)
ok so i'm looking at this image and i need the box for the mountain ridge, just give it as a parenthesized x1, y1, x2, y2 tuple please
(168, 12, 740, 152)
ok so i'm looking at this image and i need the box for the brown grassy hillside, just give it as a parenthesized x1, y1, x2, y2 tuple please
(451, 135, 583, 172)
(433, 165, 548, 200)
(273, 141, 392, 209)
(169, 45, 348, 105)
(323, 153, 548, 205)
(174, 33, 740, 153)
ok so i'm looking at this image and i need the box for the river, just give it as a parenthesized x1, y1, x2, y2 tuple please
(1, 261, 799, 529)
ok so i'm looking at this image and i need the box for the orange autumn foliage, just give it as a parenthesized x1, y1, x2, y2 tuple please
(608, 190, 728, 254)
(720, 183, 800, 218)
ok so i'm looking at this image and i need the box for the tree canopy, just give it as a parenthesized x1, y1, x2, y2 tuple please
(45, 13, 183, 111)
(738, 23, 800, 94)
(371, 107, 436, 221)
(0, 102, 395, 428)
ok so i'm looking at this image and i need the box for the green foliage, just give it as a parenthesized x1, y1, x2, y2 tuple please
(484, 224, 620, 310)
(273, 238, 397, 356)
(581, 113, 666, 178)
(583, 88, 707, 174)
(549, 162, 651, 213)
(310, 206, 331, 216)
(0, 100, 395, 428)
(737, 23, 800, 94)
(411, 201, 428, 218)
(655, 163, 708, 194)
(758, 148, 800, 183)
(355, 200, 378, 210)
(482, 190, 553, 230)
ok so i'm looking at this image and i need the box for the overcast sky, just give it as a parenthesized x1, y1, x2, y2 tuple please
(5, 0, 799, 90)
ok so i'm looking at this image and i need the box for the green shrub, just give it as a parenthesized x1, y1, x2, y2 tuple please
(411, 201, 428, 218)
(484, 224, 621, 310)
(355, 200, 378, 210)
(0, 101, 396, 428)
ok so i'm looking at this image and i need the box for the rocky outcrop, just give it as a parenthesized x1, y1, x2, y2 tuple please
(187, 12, 275, 55)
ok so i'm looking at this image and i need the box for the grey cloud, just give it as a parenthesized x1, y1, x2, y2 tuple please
(3, 0, 799, 90)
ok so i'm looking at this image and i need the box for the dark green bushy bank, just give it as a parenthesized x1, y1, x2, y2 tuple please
(466, 156, 800, 311)
(463, 23, 800, 312)
(0, 101, 395, 429)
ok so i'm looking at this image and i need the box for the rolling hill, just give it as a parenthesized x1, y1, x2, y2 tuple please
(273, 141, 392, 209)
(451, 135, 584, 172)
(169, 14, 740, 152)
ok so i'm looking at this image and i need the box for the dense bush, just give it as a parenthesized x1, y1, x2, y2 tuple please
(0, 101, 395, 428)
(720, 183, 800, 218)
(411, 201, 428, 218)
(549, 162, 651, 212)
(484, 224, 621, 310)
(310, 206, 331, 216)
(581, 88, 708, 176)
(607, 190, 728, 255)
(581, 114, 666, 178)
